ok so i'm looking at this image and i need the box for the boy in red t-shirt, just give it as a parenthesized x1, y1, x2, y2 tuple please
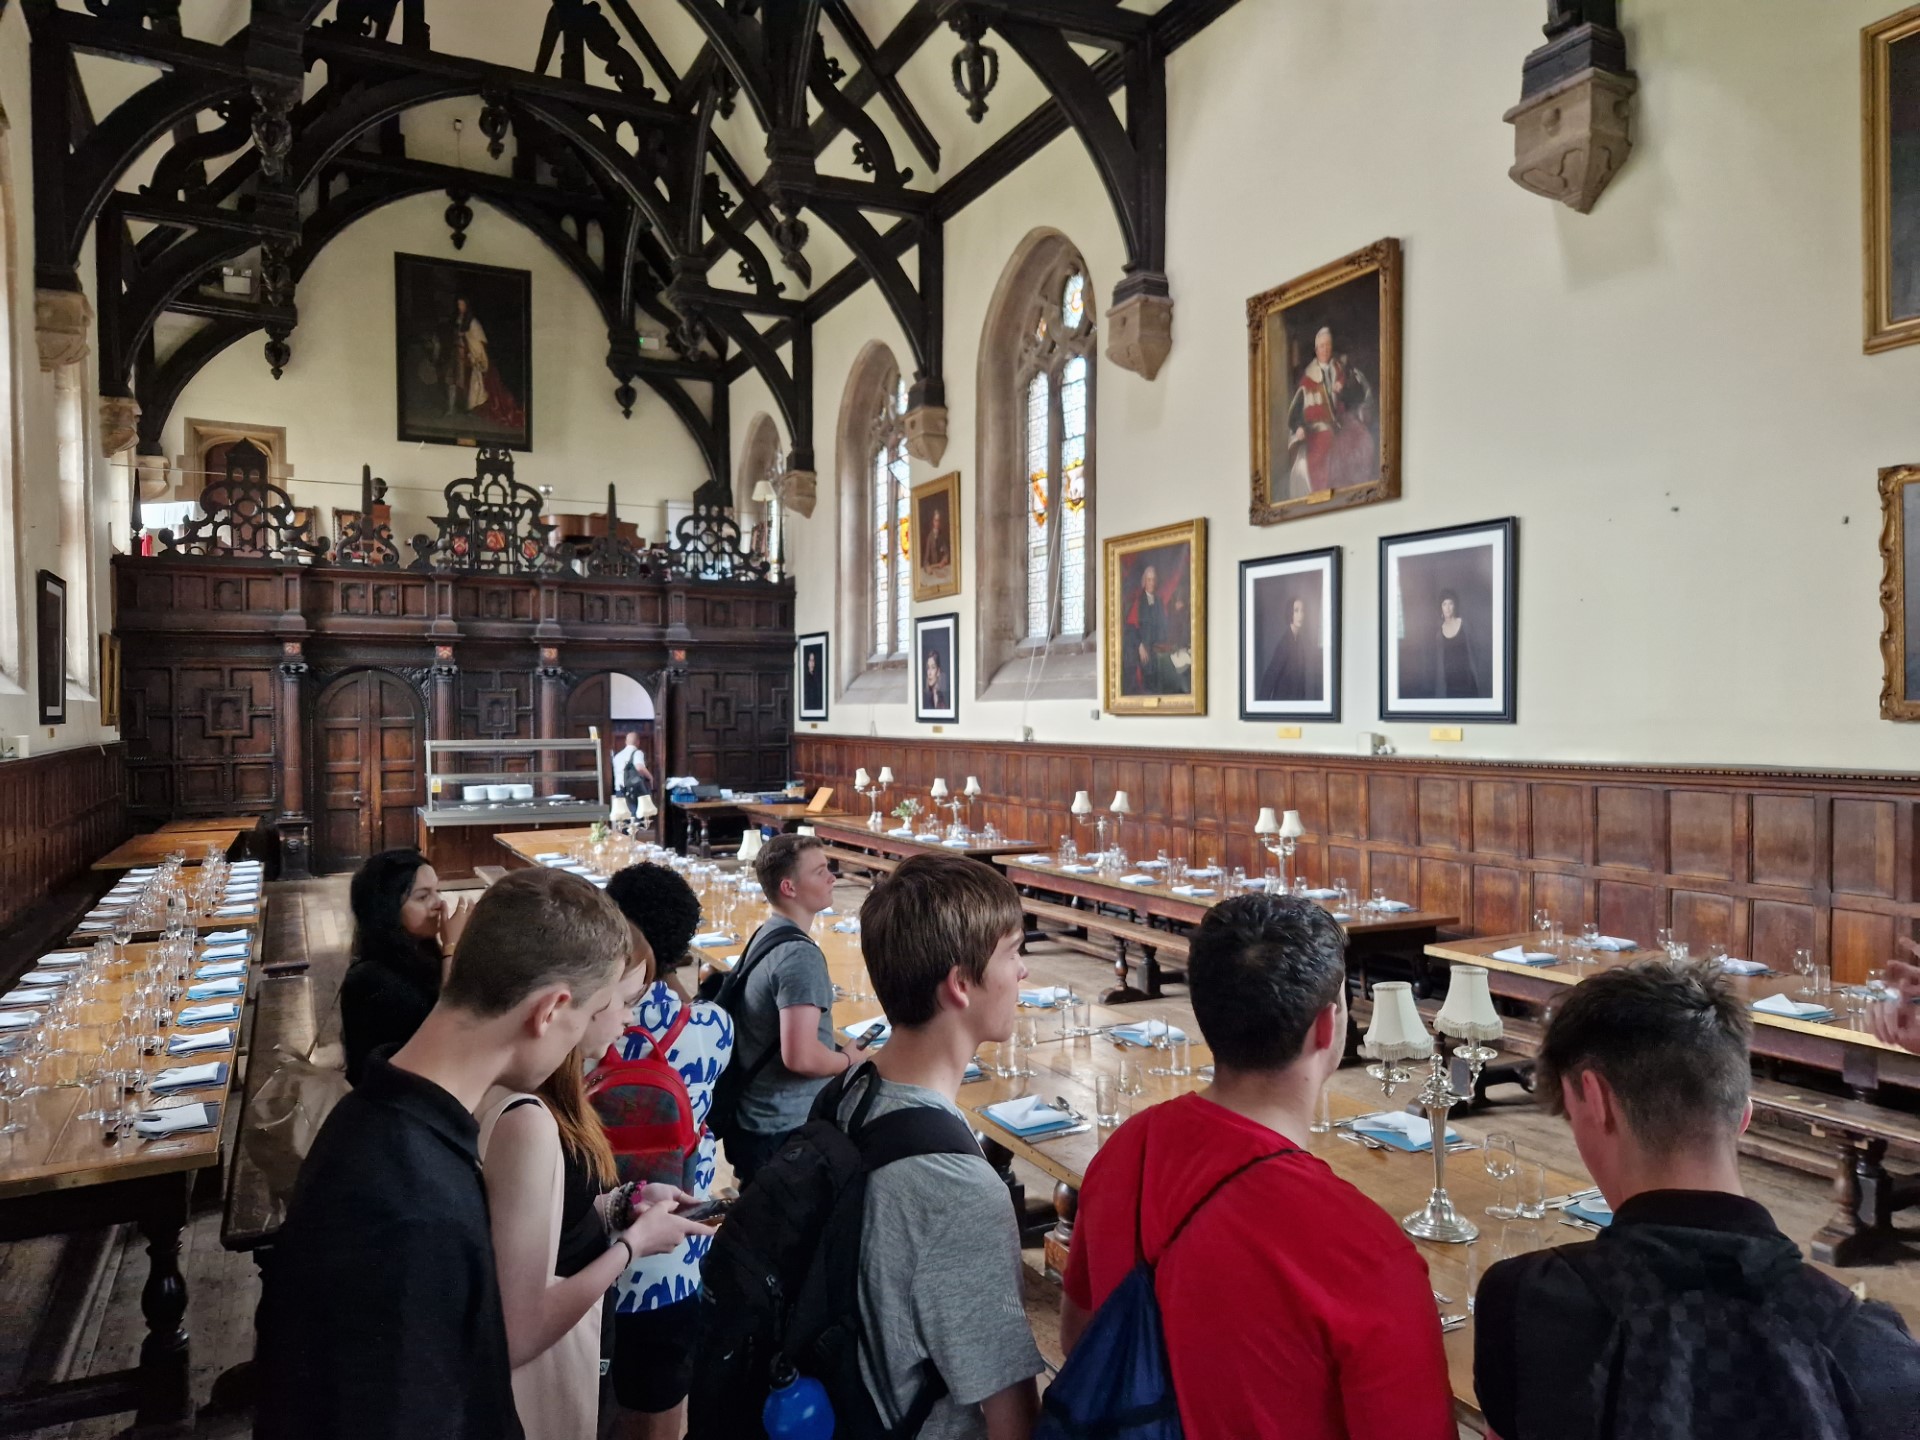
(1060, 895, 1454, 1440)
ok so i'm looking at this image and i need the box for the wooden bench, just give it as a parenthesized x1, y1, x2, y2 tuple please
(1020, 896, 1190, 1003)
(1747, 1077, 1920, 1265)
(221, 974, 319, 1255)
(822, 845, 899, 884)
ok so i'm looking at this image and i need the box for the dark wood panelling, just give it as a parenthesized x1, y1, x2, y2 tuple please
(796, 735, 1920, 985)
(0, 745, 128, 931)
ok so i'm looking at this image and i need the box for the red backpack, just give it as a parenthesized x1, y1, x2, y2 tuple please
(588, 1003, 702, 1191)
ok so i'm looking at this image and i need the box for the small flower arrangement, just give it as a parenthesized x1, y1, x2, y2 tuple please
(589, 821, 608, 845)
(891, 798, 923, 824)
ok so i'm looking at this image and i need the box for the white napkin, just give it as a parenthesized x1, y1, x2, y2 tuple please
(0, 1008, 44, 1028)
(1021, 986, 1073, 1006)
(36, 951, 88, 967)
(1353, 1111, 1460, 1145)
(1331, 912, 1353, 922)
(1113, 1019, 1187, 1045)
(1171, 885, 1216, 897)
(986, 1095, 1072, 1130)
(1301, 887, 1340, 899)
(1491, 945, 1558, 964)
(692, 932, 734, 948)
(150, 1062, 224, 1090)
(842, 1017, 890, 1044)
(887, 827, 914, 838)
(168, 1027, 233, 1055)
(214, 904, 256, 916)
(222, 889, 260, 902)
(134, 1102, 214, 1138)
(1, 987, 59, 1008)
(1119, 874, 1155, 886)
(24, 967, 74, 986)
(1753, 993, 1833, 1019)
(941, 839, 970, 849)
(1139, 859, 1168, 870)
(1716, 957, 1770, 976)
(195, 959, 248, 979)
(1372, 899, 1414, 912)
(204, 930, 250, 944)
(126, 868, 157, 877)
(1016, 854, 1053, 866)
(535, 852, 570, 862)
(92, 897, 133, 911)
(1590, 935, 1637, 952)
(178, 1002, 240, 1025)
(1059, 863, 1100, 874)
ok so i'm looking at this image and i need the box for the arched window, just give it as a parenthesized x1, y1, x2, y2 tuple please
(54, 362, 92, 688)
(975, 231, 1098, 700)
(835, 342, 914, 696)
(0, 118, 18, 683)
(736, 412, 785, 563)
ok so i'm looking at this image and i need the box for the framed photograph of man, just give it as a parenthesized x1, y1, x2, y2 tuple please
(1248, 238, 1402, 525)
(36, 571, 65, 725)
(911, 471, 961, 602)
(1240, 547, 1340, 722)
(797, 632, 829, 722)
(1865, 7, 1920, 353)
(1379, 518, 1517, 724)
(1878, 465, 1920, 718)
(1103, 519, 1207, 716)
(913, 613, 959, 724)
(395, 253, 533, 448)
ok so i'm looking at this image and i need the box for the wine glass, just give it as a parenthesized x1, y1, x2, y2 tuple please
(1532, 909, 1552, 943)
(1792, 948, 1816, 998)
(1483, 1132, 1518, 1219)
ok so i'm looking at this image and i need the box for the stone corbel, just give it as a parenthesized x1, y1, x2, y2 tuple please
(1106, 281, 1173, 382)
(134, 452, 171, 502)
(903, 404, 949, 466)
(775, 468, 819, 521)
(35, 288, 92, 372)
(1505, 3, 1636, 214)
(100, 395, 140, 457)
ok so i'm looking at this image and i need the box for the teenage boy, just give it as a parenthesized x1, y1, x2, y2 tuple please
(1474, 960, 1920, 1440)
(1060, 894, 1454, 1440)
(852, 853, 1043, 1440)
(728, 833, 852, 1182)
(258, 868, 649, 1440)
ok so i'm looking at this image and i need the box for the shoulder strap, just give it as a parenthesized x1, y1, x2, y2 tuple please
(625, 993, 694, 1062)
(725, 922, 820, 1087)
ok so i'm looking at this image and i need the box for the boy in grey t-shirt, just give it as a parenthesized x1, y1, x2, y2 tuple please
(728, 834, 855, 1184)
(842, 855, 1043, 1440)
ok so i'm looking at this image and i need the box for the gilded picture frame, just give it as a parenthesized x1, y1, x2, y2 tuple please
(99, 633, 121, 729)
(1248, 238, 1403, 525)
(1865, 7, 1920, 353)
(1878, 464, 1920, 718)
(1103, 519, 1207, 716)
(911, 471, 961, 602)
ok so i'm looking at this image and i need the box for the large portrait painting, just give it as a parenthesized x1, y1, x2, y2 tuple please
(1379, 518, 1517, 724)
(1241, 547, 1340, 722)
(911, 471, 961, 602)
(1878, 465, 1920, 717)
(797, 632, 829, 723)
(1248, 239, 1402, 524)
(914, 613, 959, 724)
(1104, 519, 1207, 716)
(1866, 8, 1920, 353)
(395, 253, 532, 448)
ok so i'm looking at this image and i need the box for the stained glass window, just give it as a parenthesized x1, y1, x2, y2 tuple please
(1020, 270, 1094, 644)
(870, 377, 913, 660)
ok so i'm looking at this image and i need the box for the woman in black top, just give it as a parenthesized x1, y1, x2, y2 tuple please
(338, 849, 469, 1085)
(1435, 589, 1482, 699)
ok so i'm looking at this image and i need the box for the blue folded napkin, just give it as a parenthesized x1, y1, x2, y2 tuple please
(194, 959, 248, 979)
(692, 933, 735, 948)
(168, 1027, 234, 1056)
(842, 1017, 890, 1046)
(1020, 987, 1074, 1007)
(941, 839, 969, 848)
(1351, 1111, 1460, 1152)
(177, 1001, 240, 1025)
(187, 978, 244, 1000)
(199, 943, 250, 961)
(830, 919, 860, 934)
(1751, 994, 1834, 1022)
(1491, 945, 1559, 966)
(1170, 885, 1216, 898)
(983, 1095, 1078, 1136)
(1119, 874, 1155, 886)
(1589, 935, 1637, 952)
(1372, 899, 1414, 913)
(961, 1059, 984, 1083)
(1566, 1199, 1613, 1228)
(148, 1060, 230, 1093)
(1112, 1020, 1187, 1047)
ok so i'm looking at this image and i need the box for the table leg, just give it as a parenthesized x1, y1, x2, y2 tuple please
(1043, 1183, 1079, 1282)
(1810, 1135, 1893, 1267)
(133, 1209, 193, 1432)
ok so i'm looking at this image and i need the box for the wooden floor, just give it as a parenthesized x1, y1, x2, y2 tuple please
(3, 874, 1916, 1439)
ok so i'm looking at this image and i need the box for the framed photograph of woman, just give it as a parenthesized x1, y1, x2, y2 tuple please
(797, 632, 829, 722)
(911, 472, 961, 602)
(395, 253, 533, 448)
(1240, 547, 1340, 722)
(1379, 518, 1517, 723)
(1248, 239, 1402, 524)
(36, 571, 65, 725)
(1878, 464, 1920, 718)
(1103, 519, 1207, 716)
(1865, 7, 1920, 353)
(913, 613, 959, 724)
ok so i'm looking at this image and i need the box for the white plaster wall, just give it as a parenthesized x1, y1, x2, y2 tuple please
(161, 192, 708, 544)
(781, 0, 1920, 773)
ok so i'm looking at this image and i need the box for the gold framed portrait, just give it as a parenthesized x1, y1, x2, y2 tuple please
(1866, 7, 1920, 353)
(1879, 464, 1920, 718)
(99, 633, 121, 729)
(1103, 519, 1206, 716)
(911, 471, 961, 602)
(1248, 238, 1403, 525)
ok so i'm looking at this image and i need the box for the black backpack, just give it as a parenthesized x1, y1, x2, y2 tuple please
(1517, 1226, 1868, 1439)
(698, 920, 810, 1145)
(687, 1065, 982, 1440)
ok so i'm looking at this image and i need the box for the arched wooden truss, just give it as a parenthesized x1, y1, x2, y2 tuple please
(26, 0, 1224, 499)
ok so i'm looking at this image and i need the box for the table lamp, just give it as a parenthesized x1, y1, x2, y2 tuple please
(962, 775, 982, 836)
(1259, 808, 1307, 891)
(855, 766, 887, 830)
(737, 828, 764, 864)
(610, 794, 633, 826)
(1109, 791, 1132, 864)
(931, 777, 962, 837)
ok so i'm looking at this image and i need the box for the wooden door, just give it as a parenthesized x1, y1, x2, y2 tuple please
(316, 670, 425, 873)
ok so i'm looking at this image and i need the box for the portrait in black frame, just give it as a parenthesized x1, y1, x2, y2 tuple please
(1378, 518, 1518, 724)
(1240, 547, 1341, 722)
(797, 633, 829, 722)
(395, 253, 533, 449)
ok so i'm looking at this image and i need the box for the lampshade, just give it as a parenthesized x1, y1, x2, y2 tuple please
(1435, 966, 1504, 1043)
(1070, 790, 1093, 816)
(963, 776, 982, 797)
(1110, 791, 1132, 815)
(610, 795, 632, 821)
(878, 766, 895, 785)
(1359, 982, 1435, 1063)
(796, 824, 816, 836)
(855, 767, 872, 788)
(1254, 807, 1280, 836)
(751, 480, 776, 503)
(1279, 809, 1306, 840)
(737, 829, 764, 863)
(930, 777, 950, 798)
(636, 794, 658, 820)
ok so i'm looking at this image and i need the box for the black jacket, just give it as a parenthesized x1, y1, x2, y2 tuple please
(339, 943, 440, 1086)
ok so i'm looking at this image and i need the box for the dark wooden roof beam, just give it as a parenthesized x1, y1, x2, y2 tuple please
(820, 0, 940, 172)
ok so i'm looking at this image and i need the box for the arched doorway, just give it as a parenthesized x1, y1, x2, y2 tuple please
(314, 669, 426, 873)
(564, 671, 664, 803)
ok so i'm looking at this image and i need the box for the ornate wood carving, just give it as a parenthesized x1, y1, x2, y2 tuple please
(156, 439, 328, 563)
(415, 446, 563, 576)
(672, 503, 769, 583)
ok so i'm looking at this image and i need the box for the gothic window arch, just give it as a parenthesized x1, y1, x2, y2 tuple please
(976, 230, 1099, 700)
(0, 117, 19, 683)
(736, 411, 785, 562)
(835, 341, 914, 697)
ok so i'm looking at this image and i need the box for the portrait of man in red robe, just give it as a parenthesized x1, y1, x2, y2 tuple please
(1285, 325, 1375, 495)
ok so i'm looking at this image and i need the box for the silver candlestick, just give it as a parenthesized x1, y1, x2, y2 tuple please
(855, 780, 884, 829)
(1399, 1043, 1495, 1245)
(1074, 812, 1111, 860)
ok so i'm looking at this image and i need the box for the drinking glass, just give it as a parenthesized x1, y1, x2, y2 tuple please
(1310, 1086, 1334, 1134)
(1291, 875, 1308, 898)
(1171, 857, 1190, 888)
(1228, 867, 1247, 897)
(1167, 1036, 1192, 1078)
(1334, 876, 1349, 902)
(1005, 1034, 1031, 1080)
(1094, 1073, 1122, 1127)
(1793, 948, 1816, 997)
(1147, 1029, 1175, 1077)
(1263, 867, 1280, 891)
(1464, 1241, 1484, 1315)
(1533, 908, 1553, 942)
(1370, 887, 1388, 913)
(1867, 965, 1890, 1001)
(1483, 1133, 1518, 1219)
(1156, 850, 1169, 868)
(1059, 837, 1077, 865)
(1707, 940, 1729, 965)
(1655, 927, 1674, 954)
(1118, 1057, 1146, 1097)
(1516, 1161, 1548, 1220)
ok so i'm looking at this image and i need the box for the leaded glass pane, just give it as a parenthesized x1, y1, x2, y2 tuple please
(873, 446, 890, 655)
(892, 441, 912, 655)
(1060, 358, 1089, 635)
(1025, 371, 1052, 640)
(1062, 270, 1086, 331)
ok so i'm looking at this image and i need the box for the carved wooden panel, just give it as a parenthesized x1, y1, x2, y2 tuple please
(1530, 783, 1586, 864)
(1595, 786, 1659, 871)
(1471, 781, 1525, 858)
(0, 746, 128, 931)
(1669, 791, 1736, 881)
(1832, 798, 1898, 898)
(123, 660, 277, 818)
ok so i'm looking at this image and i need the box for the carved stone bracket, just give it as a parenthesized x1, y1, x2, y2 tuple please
(1105, 289, 1173, 382)
(99, 395, 141, 457)
(903, 404, 949, 466)
(1504, 67, 1637, 214)
(35, 288, 93, 372)
(775, 468, 819, 521)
